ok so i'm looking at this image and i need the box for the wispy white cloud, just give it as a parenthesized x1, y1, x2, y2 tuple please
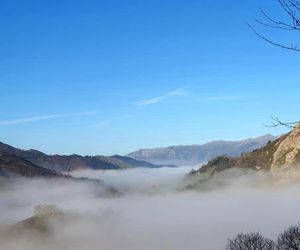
(0, 114, 64, 126)
(137, 88, 188, 106)
(0, 111, 97, 126)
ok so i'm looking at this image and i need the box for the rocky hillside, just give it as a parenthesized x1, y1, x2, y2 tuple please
(187, 125, 300, 183)
(128, 134, 276, 166)
(0, 142, 167, 172)
(0, 151, 59, 177)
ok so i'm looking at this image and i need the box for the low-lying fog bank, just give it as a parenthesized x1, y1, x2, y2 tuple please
(1, 167, 300, 250)
(70, 166, 196, 193)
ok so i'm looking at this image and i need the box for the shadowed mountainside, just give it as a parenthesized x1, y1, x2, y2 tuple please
(0, 151, 59, 177)
(0, 142, 171, 172)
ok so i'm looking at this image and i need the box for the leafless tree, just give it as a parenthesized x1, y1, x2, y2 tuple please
(264, 116, 300, 129)
(276, 224, 300, 250)
(249, 0, 300, 51)
(225, 232, 275, 250)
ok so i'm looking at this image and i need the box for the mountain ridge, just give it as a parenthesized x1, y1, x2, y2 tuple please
(127, 134, 276, 166)
(0, 151, 60, 177)
(187, 125, 300, 187)
(0, 141, 172, 172)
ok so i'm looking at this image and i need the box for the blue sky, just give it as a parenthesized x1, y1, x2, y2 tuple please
(0, 0, 299, 155)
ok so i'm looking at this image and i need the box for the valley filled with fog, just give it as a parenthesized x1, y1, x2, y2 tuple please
(2, 0, 300, 249)
(1, 166, 300, 250)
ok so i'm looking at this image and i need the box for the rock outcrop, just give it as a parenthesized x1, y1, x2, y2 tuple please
(187, 125, 300, 185)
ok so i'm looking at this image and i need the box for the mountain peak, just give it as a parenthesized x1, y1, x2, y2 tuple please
(188, 126, 300, 184)
(127, 134, 277, 166)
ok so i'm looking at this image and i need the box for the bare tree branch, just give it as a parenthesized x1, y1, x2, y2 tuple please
(250, 0, 300, 51)
(248, 24, 300, 51)
(277, 224, 300, 250)
(263, 117, 300, 129)
(257, 9, 300, 30)
(226, 232, 275, 250)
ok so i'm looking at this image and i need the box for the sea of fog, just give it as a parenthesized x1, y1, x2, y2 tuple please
(1, 166, 300, 250)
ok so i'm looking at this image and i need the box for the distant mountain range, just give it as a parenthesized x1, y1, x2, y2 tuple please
(0, 141, 171, 175)
(127, 134, 276, 166)
(0, 133, 278, 177)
